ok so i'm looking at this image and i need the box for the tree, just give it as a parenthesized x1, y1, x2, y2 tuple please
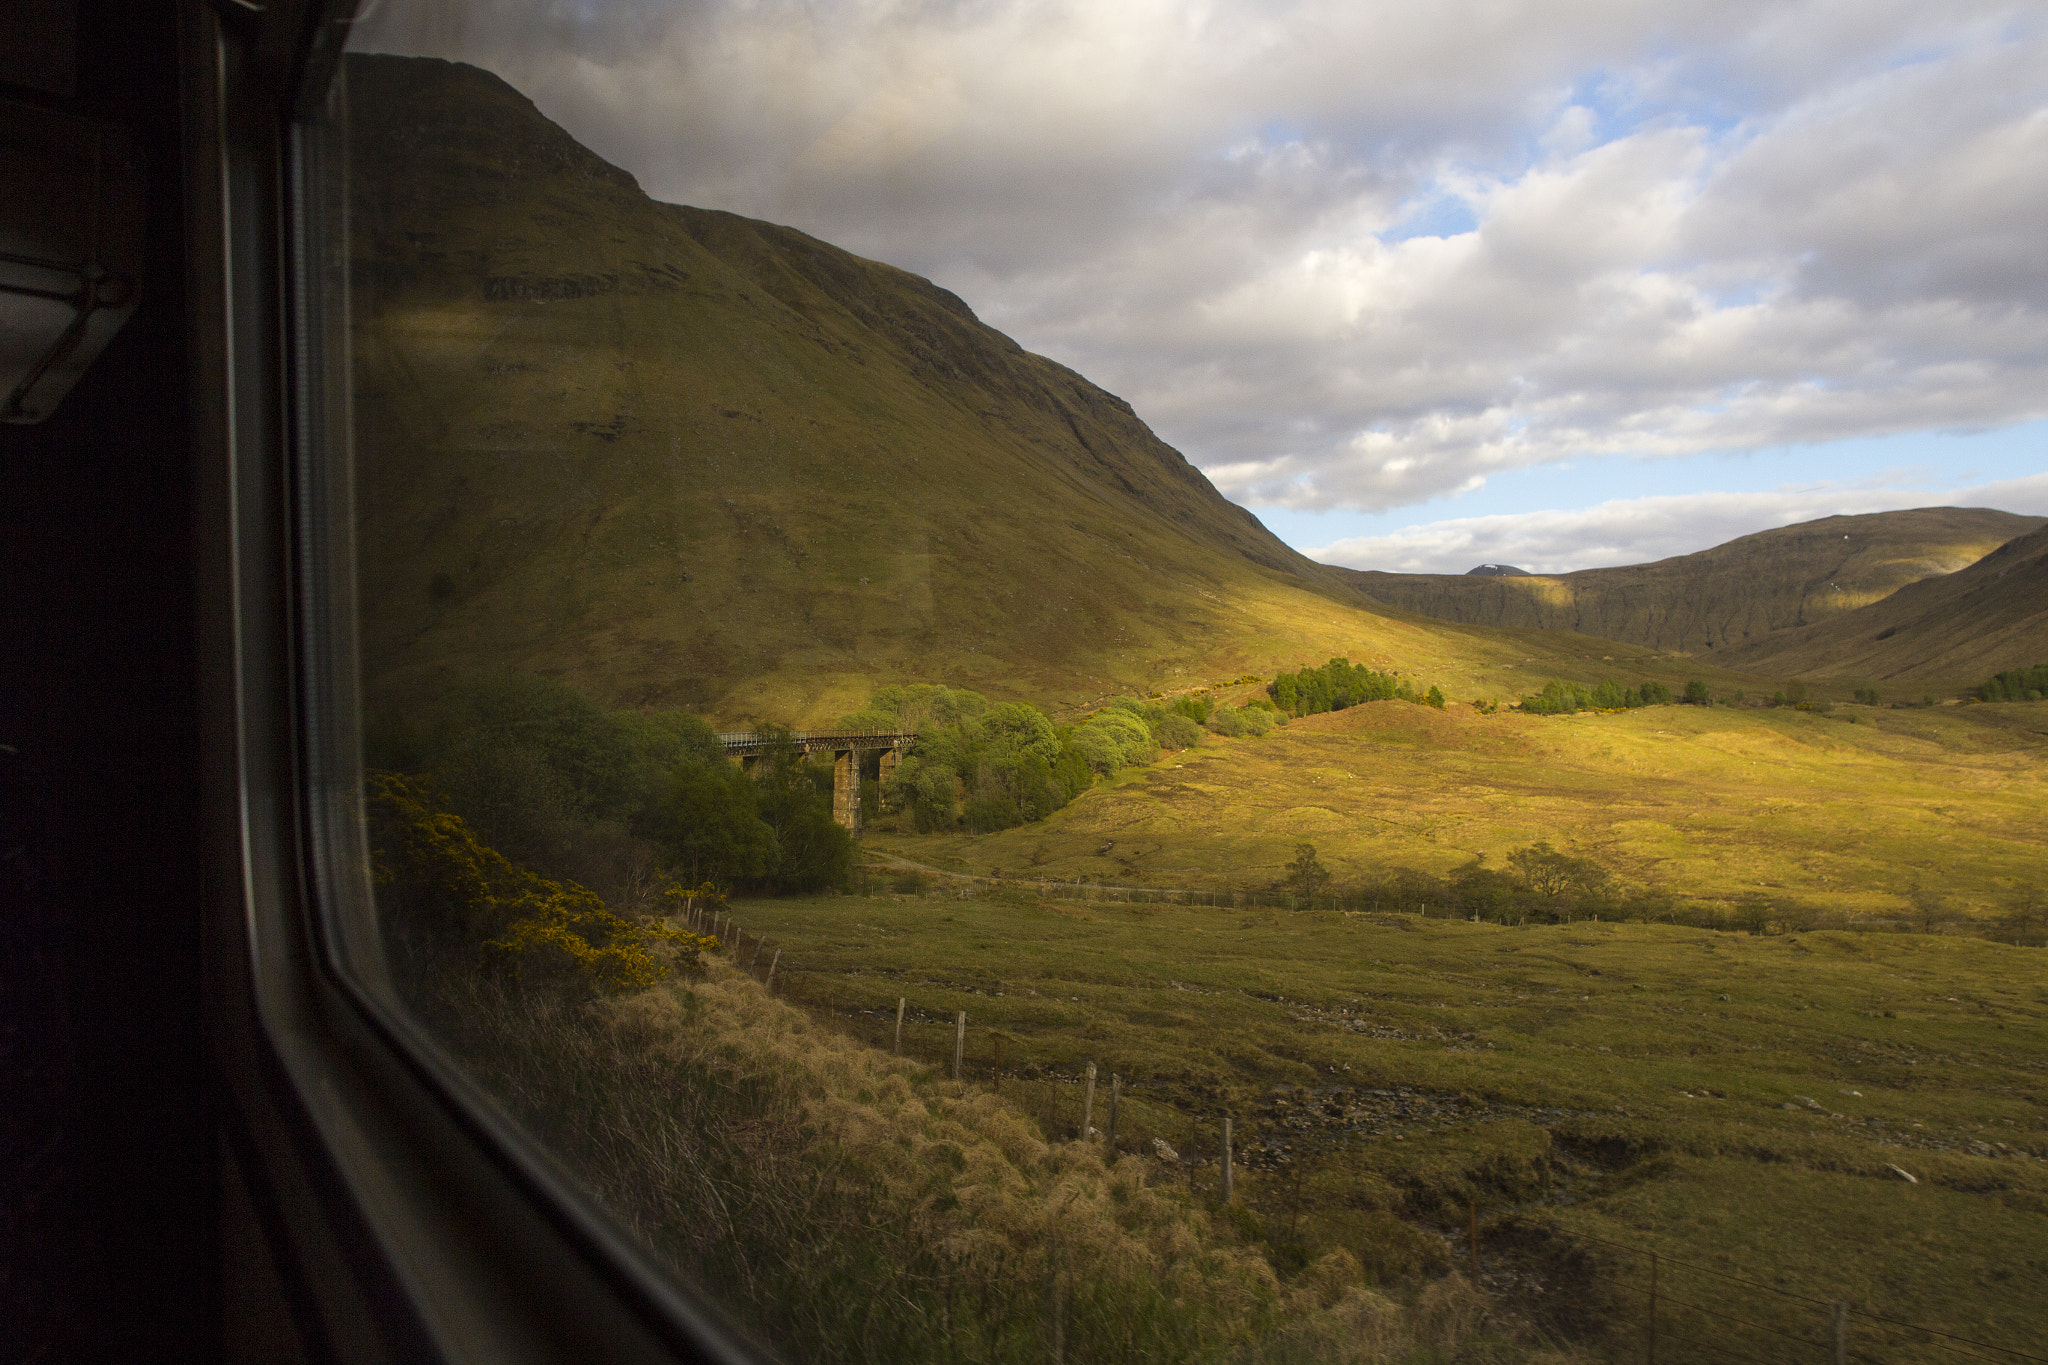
(979, 702, 1061, 765)
(1905, 883, 1953, 936)
(662, 759, 775, 885)
(1507, 842, 1612, 901)
(1151, 711, 1202, 749)
(1683, 678, 1711, 705)
(1286, 843, 1331, 911)
(1732, 894, 1773, 935)
(2001, 886, 2044, 943)
(749, 726, 853, 892)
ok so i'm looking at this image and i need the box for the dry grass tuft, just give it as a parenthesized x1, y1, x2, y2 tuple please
(416, 957, 1579, 1362)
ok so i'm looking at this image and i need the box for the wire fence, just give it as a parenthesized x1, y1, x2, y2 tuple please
(1539, 1227, 2045, 1365)
(679, 897, 2043, 1365)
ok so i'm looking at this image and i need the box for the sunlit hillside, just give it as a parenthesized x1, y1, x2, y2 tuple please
(1724, 523, 2048, 684)
(1342, 507, 2042, 657)
(872, 695, 2048, 925)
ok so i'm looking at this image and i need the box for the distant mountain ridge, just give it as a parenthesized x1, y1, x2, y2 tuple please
(1720, 522, 2048, 682)
(1337, 508, 2043, 659)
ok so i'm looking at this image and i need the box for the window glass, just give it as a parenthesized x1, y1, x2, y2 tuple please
(336, 6, 2048, 1364)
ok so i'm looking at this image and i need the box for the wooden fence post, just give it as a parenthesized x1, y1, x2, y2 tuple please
(1469, 1200, 1480, 1282)
(1646, 1251, 1657, 1365)
(765, 948, 780, 992)
(953, 1010, 966, 1081)
(1221, 1117, 1233, 1203)
(894, 997, 905, 1056)
(1832, 1302, 1846, 1365)
(1107, 1074, 1120, 1150)
(751, 933, 764, 968)
(1083, 1063, 1097, 1140)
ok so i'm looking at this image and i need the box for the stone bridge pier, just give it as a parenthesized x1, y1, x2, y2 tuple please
(717, 729, 917, 835)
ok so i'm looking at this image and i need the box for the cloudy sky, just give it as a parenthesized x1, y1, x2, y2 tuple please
(352, 0, 2048, 573)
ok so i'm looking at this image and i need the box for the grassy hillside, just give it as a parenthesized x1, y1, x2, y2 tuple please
(1341, 508, 2042, 657)
(737, 887, 2048, 1363)
(347, 55, 1835, 729)
(1722, 523, 2048, 684)
(348, 55, 1458, 722)
(869, 696, 2048, 925)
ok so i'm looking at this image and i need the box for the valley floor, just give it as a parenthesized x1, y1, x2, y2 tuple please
(873, 697, 2048, 923)
(734, 886, 2048, 1363)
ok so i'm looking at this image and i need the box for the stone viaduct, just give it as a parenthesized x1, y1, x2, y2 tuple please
(717, 730, 917, 834)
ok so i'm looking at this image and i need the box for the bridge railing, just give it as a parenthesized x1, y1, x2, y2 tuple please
(715, 729, 919, 754)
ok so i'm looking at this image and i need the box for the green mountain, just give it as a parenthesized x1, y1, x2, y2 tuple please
(1339, 507, 2042, 658)
(1720, 522, 2048, 683)
(346, 54, 1461, 723)
(344, 54, 2031, 721)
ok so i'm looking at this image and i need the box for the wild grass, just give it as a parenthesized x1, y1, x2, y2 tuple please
(872, 696, 2048, 924)
(404, 957, 1578, 1363)
(733, 884, 2048, 1362)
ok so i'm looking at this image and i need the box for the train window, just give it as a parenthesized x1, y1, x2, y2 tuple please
(300, 5, 2048, 1365)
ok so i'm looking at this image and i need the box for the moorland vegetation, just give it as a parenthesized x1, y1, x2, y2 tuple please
(368, 759, 1556, 1364)
(741, 884, 2048, 1363)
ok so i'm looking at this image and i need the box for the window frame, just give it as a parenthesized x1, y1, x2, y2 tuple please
(194, 3, 763, 1359)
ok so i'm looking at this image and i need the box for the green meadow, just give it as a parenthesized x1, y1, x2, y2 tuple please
(873, 694, 2048, 926)
(730, 883, 2048, 1362)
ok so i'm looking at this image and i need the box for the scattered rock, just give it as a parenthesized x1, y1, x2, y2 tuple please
(1886, 1164, 1919, 1184)
(1152, 1137, 1180, 1163)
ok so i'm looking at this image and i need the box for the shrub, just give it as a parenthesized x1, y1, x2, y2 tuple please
(368, 771, 708, 997)
(1151, 711, 1203, 750)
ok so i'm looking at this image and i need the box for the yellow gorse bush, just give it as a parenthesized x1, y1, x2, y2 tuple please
(367, 771, 715, 996)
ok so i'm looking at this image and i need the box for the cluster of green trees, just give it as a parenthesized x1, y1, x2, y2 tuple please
(1268, 658, 1445, 717)
(1978, 664, 2048, 703)
(845, 685, 1093, 835)
(1276, 840, 1616, 922)
(1267, 844, 2040, 941)
(1165, 691, 1282, 739)
(369, 673, 1294, 884)
(1517, 678, 1676, 714)
(847, 685, 1273, 835)
(368, 673, 852, 896)
(1278, 840, 1823, 931)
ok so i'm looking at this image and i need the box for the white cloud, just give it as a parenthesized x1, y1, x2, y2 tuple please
(351, 2, 2048, 514)
(1306, 473, 2048, 575)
